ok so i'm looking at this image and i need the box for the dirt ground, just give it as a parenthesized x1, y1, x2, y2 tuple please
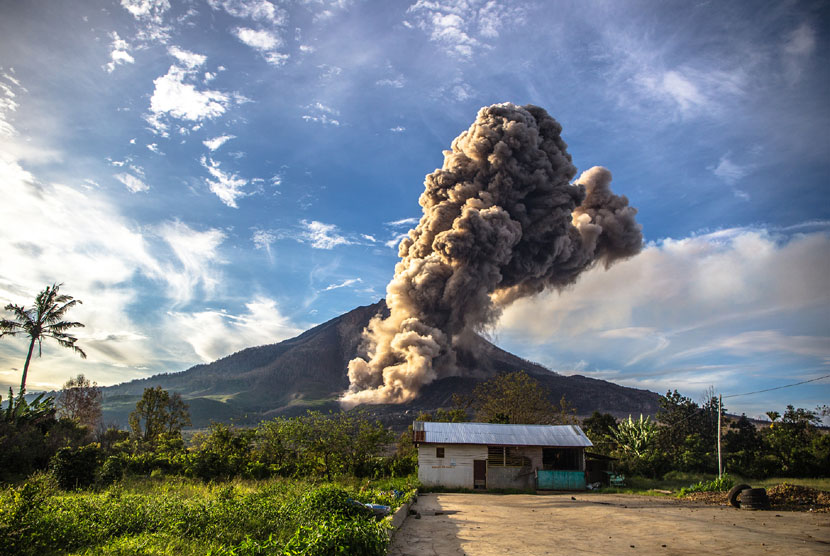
(388, 492, 830, 555)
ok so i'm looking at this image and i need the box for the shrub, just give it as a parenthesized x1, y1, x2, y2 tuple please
(678, 473, 735, 496)
(51, 444, 102, 489)
(100, 455, 126, 486)
(282, 517, 389, 556)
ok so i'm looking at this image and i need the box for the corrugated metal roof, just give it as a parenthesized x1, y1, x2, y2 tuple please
(413, 421, 593, 447)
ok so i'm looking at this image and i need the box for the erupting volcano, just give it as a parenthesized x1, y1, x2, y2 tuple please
(342, 103, 643, 407)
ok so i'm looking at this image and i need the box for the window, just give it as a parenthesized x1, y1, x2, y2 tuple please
(543, 448, 581, 470)
(487, 446, 529, 467)
(436, 447, 445, 458)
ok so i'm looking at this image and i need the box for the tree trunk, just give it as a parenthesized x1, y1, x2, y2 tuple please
(16, 337, 36, 411)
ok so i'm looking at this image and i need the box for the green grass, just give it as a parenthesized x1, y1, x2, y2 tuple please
(0, 475, 417, 556)
(744, 477, 830, 490)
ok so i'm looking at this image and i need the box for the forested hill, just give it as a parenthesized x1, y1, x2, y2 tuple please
(102, 300, 661, 429)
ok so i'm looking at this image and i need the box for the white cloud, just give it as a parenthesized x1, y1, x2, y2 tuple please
(119, 0, 171, 43)
(0, 72, 24, 137)
(166, 297, 302, 362)
(323, 278, 362, 291)
(207, 0, 286, 24)
(252, 229, 277, 262)
(405, 0, 524, 59)
(158, 220, 226, 305)
(200, 156, 248, 208)
(230, 26, 289, 65)
(147, 64, 231, 135)
(497, 227, 830, 397)
(390, 126, 406, 133)
(711, 153, 750, 185)
(234, 27, 280, 50)
(302, 102, 340, 125)
(385, 217, 419, 227)
(385, 233, 408, 249)
(0, 157, 166, 388)
(377, 76, 405, 88)
(300, 220, 351, 249)
(105, 32, 135, 73)
(146, 143, 161, 154)
(120, 0, 170, 20)
(168, 45, 207, 69)
(114, 172, 149, 193)
(782, 23, 816, 83)
(203, 134, 236, 151)
(783, 23, 815, 57)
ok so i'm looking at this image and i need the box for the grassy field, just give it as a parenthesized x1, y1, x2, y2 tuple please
(0, 474, 418, 556)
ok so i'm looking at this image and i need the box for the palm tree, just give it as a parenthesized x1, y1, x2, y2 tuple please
(0, 284, 86, 405)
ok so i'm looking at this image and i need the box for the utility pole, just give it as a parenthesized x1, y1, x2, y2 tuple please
(717, 393, 722, 479)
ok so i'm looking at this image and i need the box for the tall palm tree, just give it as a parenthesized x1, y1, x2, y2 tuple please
(0, 284, 86, 404)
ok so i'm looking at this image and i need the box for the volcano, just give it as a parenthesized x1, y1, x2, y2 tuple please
(102, 300, 660, 429)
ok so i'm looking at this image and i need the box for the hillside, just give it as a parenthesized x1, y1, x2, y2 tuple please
(102, 300, 660, 428)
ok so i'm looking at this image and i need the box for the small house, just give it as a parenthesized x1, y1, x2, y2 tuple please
(414, 421, 593, 491)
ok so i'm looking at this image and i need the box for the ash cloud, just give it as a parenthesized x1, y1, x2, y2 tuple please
(341, 103, 642, 406)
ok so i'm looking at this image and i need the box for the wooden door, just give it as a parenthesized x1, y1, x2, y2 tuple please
(473, 460, 486, 489)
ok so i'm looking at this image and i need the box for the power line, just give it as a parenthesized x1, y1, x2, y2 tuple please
(722, 374, 830, 399)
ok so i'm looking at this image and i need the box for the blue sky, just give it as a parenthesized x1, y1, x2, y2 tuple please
(1, 0, 828, 420)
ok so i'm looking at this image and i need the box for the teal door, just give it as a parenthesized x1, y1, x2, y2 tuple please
(537, 470, 586, 490)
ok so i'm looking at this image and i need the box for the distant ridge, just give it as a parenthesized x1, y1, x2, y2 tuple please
(102, 300, 660, 429)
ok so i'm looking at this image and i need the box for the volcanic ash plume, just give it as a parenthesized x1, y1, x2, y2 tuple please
(341, 103, 642, 406)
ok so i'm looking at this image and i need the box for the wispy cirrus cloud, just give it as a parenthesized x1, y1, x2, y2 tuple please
(114, 172, 149, 193)
(200, 155, 248, 208)
(166, 296, 302, 362)
(302, 102, 340, 126)
(300, 220, 351, 249)
(323, 277, 362, 292)
(203, 134, 236, 151)
(157, 220, 226, 305)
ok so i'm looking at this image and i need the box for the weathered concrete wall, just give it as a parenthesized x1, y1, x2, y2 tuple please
(418, 444, 487, 488)
(486, 466, 535, 490)
(486, 446, 540, 490)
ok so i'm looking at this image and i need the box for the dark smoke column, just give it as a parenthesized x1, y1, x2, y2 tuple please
(341, 103, 642, 407)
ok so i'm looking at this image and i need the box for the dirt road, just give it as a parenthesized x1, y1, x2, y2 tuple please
(388, 492, 830, 555)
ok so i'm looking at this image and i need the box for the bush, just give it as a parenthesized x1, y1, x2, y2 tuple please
(51, 444, 102, 489)
(678, 473, 735, 496)
(282, 517, 389, 556)
(100, 455, 126, 486)
(288, 486, 369, 522)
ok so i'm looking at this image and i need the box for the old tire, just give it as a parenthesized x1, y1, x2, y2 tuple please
(740, 488, 770, 510)
(727, 484, 751, 508)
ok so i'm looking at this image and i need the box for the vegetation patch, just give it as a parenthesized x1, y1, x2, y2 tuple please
(0, 475, 417, 556)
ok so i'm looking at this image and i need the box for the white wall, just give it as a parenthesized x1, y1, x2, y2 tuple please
(418, 444, 488, 488)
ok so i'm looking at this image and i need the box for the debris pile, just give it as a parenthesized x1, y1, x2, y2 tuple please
(681, 483, 830, 512)
(766, 483, 830, 513)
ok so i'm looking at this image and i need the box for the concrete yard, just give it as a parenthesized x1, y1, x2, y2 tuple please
(388, 492, 830, 555)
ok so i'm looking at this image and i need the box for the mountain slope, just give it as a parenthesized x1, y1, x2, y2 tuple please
(103, 300, 660, 428)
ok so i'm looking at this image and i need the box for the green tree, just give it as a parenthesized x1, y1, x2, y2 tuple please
(0, 284, 86, 405)
(128, 386, 191, 446)
(723, 414, 762, 476)
(608, 414, 662, 477)
(57, 373, 102, 432)
(581, 411, 617, 454)
(763, 405, 821, 475)
(466, 371, 565, 425)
